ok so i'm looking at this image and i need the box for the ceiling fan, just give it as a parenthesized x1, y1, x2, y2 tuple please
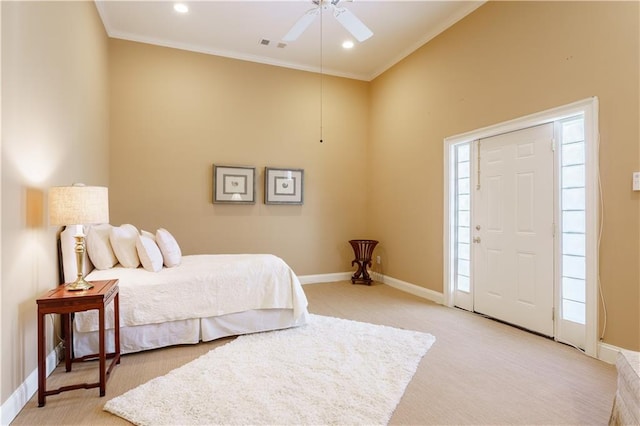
(282, 0, 373, 43)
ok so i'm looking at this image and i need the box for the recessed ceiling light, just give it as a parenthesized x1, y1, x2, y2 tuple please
(342, 40, 354, 49)
(174, 3, 189, 14)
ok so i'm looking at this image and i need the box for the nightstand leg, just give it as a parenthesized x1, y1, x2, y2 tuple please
(98, 306, 106, 397)
(114, 292, 121, 364)
(37, 311, 46, 407)
(63, 313, 72, 372)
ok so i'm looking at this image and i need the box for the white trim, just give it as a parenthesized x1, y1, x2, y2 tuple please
(552, 119, 564, 346)
(443, 141, 455, 307)
(597, 342, 621, 365)
(1, 344, 62, 426)
(298, 272, 352, 285)
(445, 98, 598, 145)
(106, 31, 372, 81)
(299, 271, 444, 304)
(583, 100, 600, 358)
(373, 272, 444, 305)
(443, 97, 600, 358)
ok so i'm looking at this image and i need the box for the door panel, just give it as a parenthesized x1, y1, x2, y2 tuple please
(474, 123, 555, 336)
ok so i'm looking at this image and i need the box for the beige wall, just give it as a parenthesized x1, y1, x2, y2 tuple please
(108, 39, 369, 275)
(1, 1, 109, 404)
(1, 0, 638, 413)
(369, 1, 639, 350)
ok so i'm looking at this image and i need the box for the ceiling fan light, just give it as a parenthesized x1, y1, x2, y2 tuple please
(173, 3, 189, 14)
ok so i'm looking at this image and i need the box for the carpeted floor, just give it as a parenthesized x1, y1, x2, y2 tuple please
(12, 281, 616, 425)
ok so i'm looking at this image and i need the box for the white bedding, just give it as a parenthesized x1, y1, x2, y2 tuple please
(609, 349, 640, 425)
(74, 254, 308, 333)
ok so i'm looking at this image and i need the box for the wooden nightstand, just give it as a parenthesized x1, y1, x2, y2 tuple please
(36, 279, 120, 407)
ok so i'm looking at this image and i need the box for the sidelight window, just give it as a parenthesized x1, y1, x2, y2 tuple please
(559, 116, 587, 324)
(454, 143, 471, 293)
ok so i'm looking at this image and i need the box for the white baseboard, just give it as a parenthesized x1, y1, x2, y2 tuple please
(1, 343, 62, 426)
(372, 272, 444, 305)
(299, 271, 444, 305)
(298, 272, 352, 285)
(597, 342, 621, 364)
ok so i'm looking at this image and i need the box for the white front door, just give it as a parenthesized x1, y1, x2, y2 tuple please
(473, 123, 555, 336)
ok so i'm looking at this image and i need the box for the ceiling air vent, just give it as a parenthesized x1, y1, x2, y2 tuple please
(259, 39, 287, 49)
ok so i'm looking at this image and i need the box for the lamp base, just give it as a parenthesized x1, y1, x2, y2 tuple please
(67, 231, 93, 291)
(66, 278, 94, 291)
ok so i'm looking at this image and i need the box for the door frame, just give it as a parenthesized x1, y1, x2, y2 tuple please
(443, 97, 600, 357)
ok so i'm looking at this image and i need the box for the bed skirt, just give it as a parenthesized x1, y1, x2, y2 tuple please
(73, 308, 307, 357)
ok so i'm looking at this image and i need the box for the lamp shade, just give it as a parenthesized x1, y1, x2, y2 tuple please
(49, 184, 109, 226)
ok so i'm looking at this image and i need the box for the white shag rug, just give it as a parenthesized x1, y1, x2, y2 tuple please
(104, 314, 435, 425)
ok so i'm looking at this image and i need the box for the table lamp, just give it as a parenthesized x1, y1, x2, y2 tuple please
(49, 184, 109, 291)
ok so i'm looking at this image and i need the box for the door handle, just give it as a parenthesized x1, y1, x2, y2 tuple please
(473, 237, 481, 243)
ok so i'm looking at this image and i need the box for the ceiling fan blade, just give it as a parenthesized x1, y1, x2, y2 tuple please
(333, 6, 373, 42)
(283, 7, 320, 42)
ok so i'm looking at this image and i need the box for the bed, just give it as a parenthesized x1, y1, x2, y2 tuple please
(609, 349, 640, 425)
(59, 225, 309, 358)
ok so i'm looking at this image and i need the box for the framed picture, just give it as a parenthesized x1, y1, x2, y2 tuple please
(213, 165, 256, 204)
(264, 167, 304, 205)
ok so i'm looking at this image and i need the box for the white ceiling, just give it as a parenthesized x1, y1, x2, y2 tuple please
(96, 1, 485, 81)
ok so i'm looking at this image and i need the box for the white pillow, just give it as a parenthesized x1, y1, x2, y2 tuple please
(85, 224, 117, 270)
(110, 224, 140, 268)
(136, 233, 163, 272)
(141, 229, 156, 241)
(156, 228, 182, 267)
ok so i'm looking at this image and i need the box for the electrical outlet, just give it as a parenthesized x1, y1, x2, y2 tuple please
(376, 255, 381, 264)
(56, 342, 65, 362)
(633, 172, 640, 191)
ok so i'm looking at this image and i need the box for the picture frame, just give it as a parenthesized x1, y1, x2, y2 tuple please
(264, 167, 304, 205)
(213, 165, 256, 204)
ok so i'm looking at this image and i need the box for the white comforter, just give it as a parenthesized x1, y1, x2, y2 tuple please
(74, 254, 308, 333)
